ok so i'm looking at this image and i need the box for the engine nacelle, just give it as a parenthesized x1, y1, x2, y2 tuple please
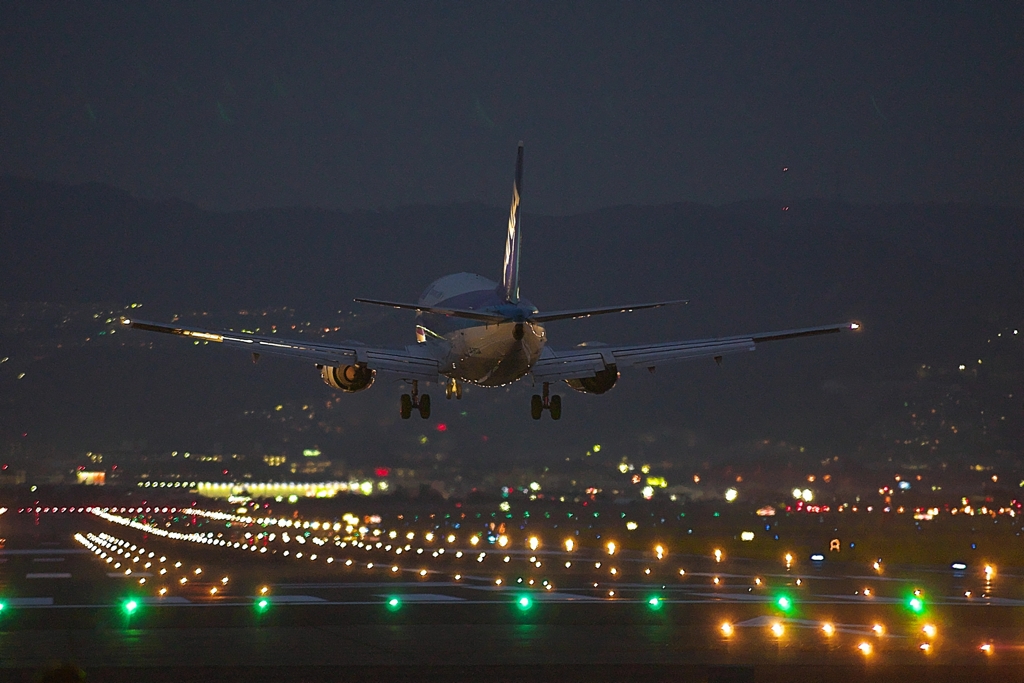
(564, 364, 619, 395)
(320, 363, 375, 393)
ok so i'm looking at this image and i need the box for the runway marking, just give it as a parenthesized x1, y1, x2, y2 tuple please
(31, 557, 65, 563)
(6, 597, 53, 606)
(267, 595, 327, 603)
(374, 593, 464, 602)
(25, 573, 71, 579)
(0, 549, 87, 555)
(106, 572, 152, 578)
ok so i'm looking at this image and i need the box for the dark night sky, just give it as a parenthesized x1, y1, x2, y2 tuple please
(2, 1, 1022, 214)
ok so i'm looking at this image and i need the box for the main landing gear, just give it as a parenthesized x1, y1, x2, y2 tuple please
(400, 380, 430, 419)
(531, 382, 561, 420)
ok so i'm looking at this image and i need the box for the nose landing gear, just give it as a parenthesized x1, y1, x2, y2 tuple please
(444, 378, 463, 400)
(400, 380, 431, 419)
(531, 382, 561, 420)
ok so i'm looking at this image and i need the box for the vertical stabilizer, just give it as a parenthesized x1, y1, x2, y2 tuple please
(502, 142, 524, 303)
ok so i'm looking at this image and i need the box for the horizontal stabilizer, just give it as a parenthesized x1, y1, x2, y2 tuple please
(528, 299, 688, 323)
(353, 298, 508, 323)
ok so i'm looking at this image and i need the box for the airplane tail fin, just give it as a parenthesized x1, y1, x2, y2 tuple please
(501, 142, 524, 303)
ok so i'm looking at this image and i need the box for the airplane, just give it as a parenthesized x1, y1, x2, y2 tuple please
(122, 142, 859, 420)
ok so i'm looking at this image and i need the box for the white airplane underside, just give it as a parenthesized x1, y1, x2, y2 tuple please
(123, 142, 859, 420)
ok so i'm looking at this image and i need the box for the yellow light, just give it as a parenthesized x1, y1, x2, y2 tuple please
(922, 624, 937, 638)
(919, 643, 931, 653)
(454, 574, 461, 580)
(158, 588, 167, 596)
(821, 622, 835, 637)
(784, 553, 793, 565)
(610, 568, 617, 575)
(497, 535, 509, 548)
(655, 544, 665, 559)
(858, 642, 872, 656)
(210, 587, 218, 595)
(714, 549, 723, 562)
(679, 569, 686, 576)
(985, 565, 995, 578)
(713, 577, 720, 585)
(980, 643, 993, 655)
(770, 622, 784, 638)
(754, 577, 762, 586)
(608, 590, 615, 597)
(720, 622, 734, 637)
(872, 623, 884, 636)
(470, 536, 480, 546)
(260, 586, 269, 595)
(179, 577, 187, 585)
(495, 578, 502, 585)
(528, 536, 539, 551)
(864, 588, 872, 597)
(221, 577, 229, 584)
(419, 569, 427, 576)
(564, 538, 575, 552)
(446, 534, 455, 543)
(606, 541, 616, 555)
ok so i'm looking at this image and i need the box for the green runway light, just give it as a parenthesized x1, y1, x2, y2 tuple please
(517, 596, 532, 611)
(256, 598, 270, 611)
(386, 597, 401, 611)
(124, 599, 138, 614)
(647, 596, 663, 610)
(909, 597, 924, 613)
(776, 595, 792, 611)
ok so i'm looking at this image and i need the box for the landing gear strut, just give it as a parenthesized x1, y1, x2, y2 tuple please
(531, 382, 561, 420)
(400, 380, 431, 419)
(445, 378, 463, 400)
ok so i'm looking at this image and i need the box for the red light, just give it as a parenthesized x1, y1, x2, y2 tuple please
(436, 423, 447, 432)
(375, 467, 390, 477)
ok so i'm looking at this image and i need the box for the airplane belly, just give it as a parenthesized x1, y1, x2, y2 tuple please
(445, 322, 545, 386)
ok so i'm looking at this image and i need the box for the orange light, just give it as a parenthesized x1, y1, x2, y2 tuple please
(720, 622, 734, 637)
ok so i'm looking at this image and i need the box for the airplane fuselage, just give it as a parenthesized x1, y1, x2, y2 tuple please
(416, 273, 546, 386)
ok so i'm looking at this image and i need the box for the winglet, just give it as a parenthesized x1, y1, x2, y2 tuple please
(502, 142, 524, 303)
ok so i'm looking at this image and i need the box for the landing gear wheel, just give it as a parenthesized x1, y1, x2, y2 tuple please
(400, 394, 413, 419)
(455, 382, 463, 399)
(418, 394, 431, 419)
(549, 395, 562, 420)
(530, 395, 543, 420)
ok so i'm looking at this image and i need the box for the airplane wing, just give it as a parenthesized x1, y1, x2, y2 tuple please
(531, 322, 860, 382)
(121, 318, 440, 382)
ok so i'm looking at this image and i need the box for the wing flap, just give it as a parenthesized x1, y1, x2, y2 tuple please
(532, 322, 858, 382)
(122, 318, 439, 381)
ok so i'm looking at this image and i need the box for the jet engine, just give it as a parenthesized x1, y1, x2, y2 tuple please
(319, 363, 375, 393)
(564, 364, 619, 394)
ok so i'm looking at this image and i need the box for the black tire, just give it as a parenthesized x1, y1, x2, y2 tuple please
(530, 395, 543, 420)
(455, 382, 463, 399)
(549, 394, 562, 420)
(400, 394, 412, 419)
(419, 394, 431, 419)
